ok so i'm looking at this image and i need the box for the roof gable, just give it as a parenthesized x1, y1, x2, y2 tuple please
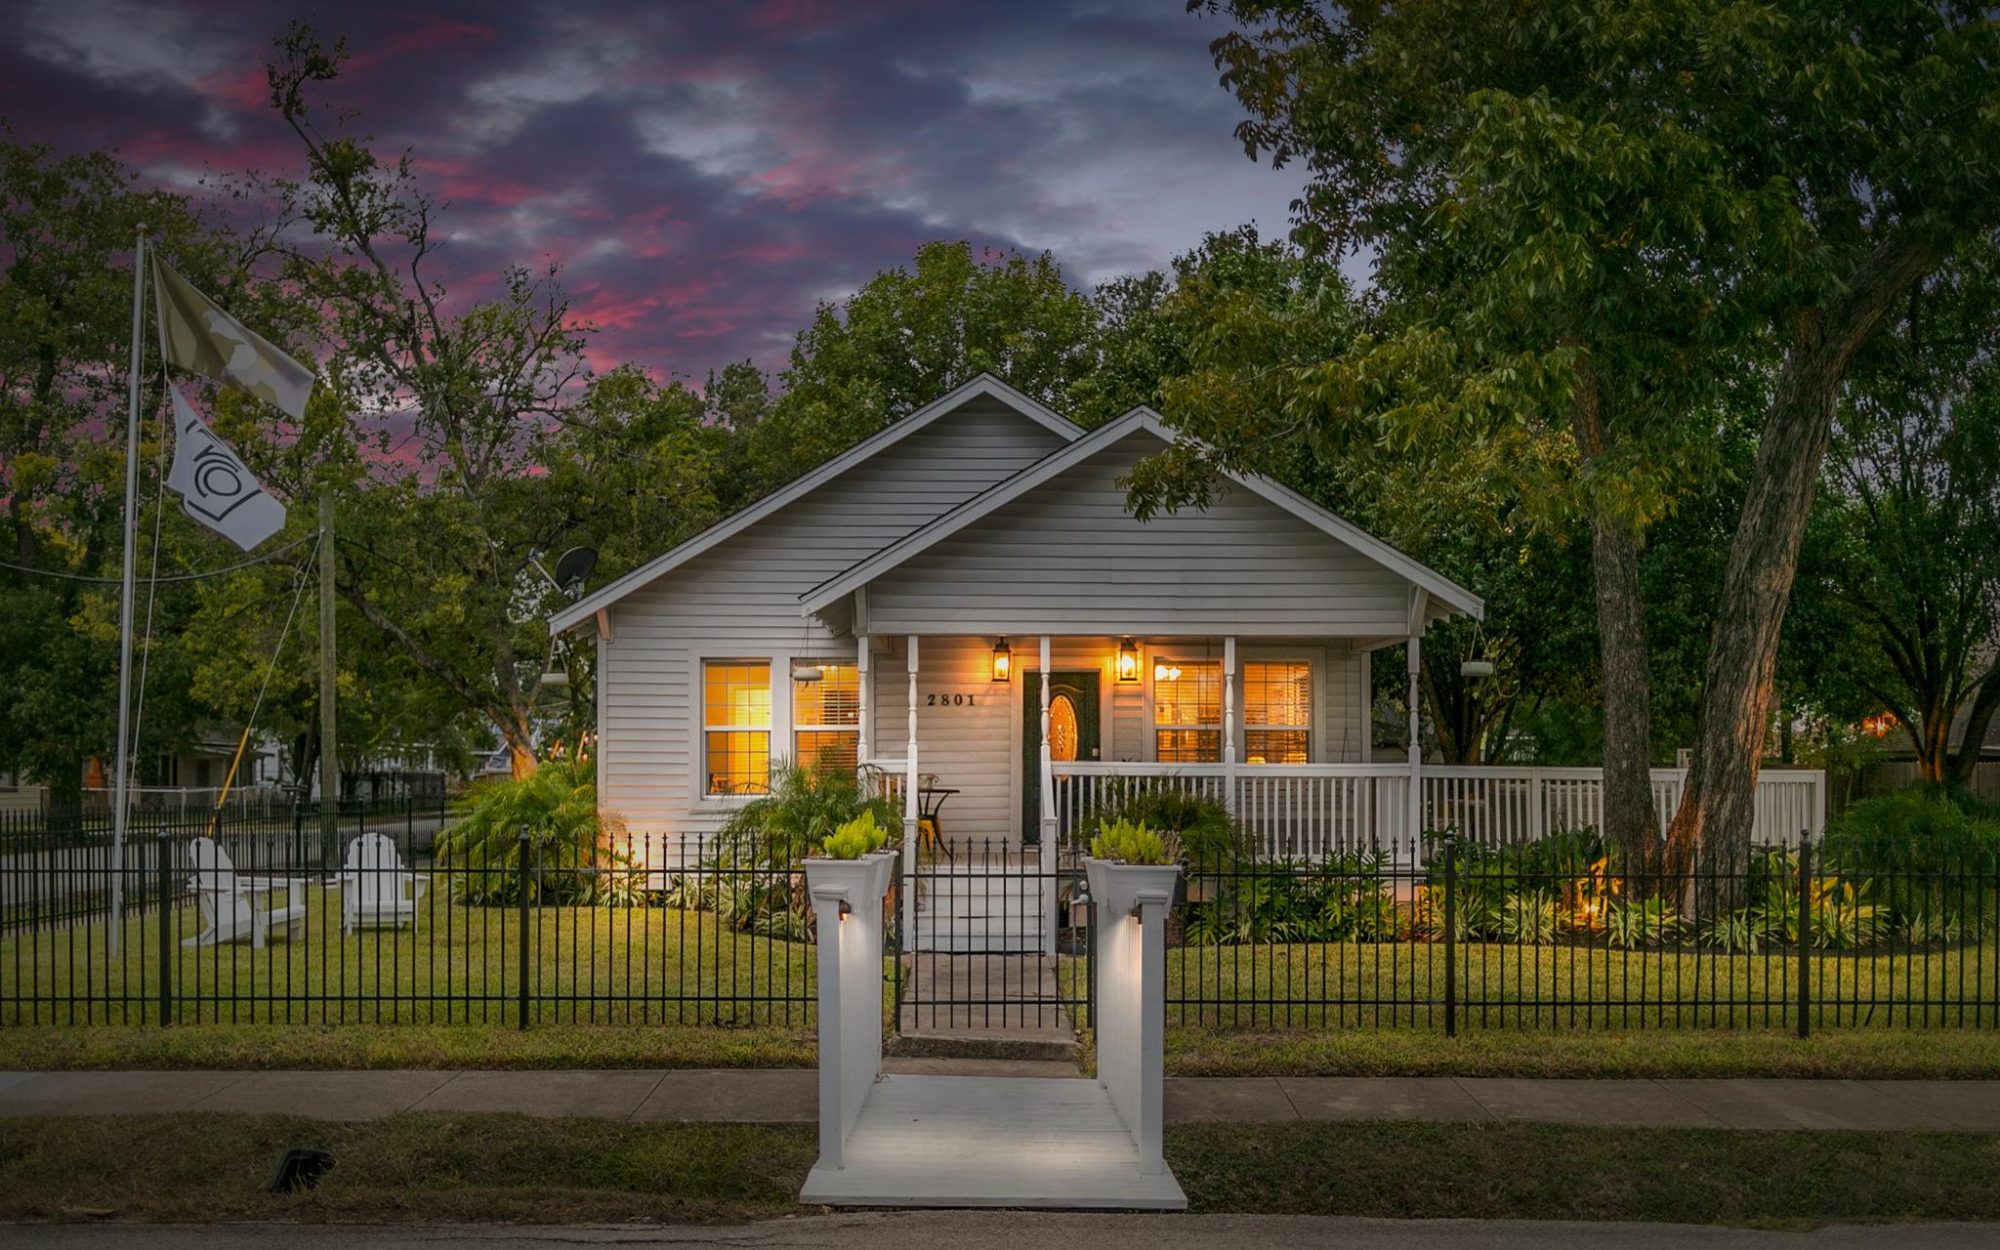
(800, 407, 1483, 622)
(549, 374, 1081, 634)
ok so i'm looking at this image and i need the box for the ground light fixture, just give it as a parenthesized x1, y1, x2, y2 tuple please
(991, 637, 1012, 682)
(1117, 637, 1139, 682)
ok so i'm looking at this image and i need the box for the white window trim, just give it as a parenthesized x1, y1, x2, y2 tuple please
(698, 656, 777, 805)
(1149, 657, 1224, 765)
(1241, 657, 1315, 765)
(791, 657, 861, 769)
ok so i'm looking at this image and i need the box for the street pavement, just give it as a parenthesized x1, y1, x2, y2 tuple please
(0, 1214, 1993, 1250)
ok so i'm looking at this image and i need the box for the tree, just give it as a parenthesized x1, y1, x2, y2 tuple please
(258, 27, 725, 779)
(0, 135, 284, 806)
(1811, 249, 2000, 784)
(744, 240, 1098, 488)
(1190, 1, 2000, 876)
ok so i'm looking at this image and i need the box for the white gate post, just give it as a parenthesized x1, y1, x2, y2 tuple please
(1084, 857, 1179, 1177)
(804, 851, 897, 1182)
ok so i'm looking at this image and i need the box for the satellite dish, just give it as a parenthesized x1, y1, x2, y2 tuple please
(552, 547, 598, 598)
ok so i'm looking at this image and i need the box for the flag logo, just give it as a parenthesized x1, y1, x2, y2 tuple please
(167, 381, 287, 551)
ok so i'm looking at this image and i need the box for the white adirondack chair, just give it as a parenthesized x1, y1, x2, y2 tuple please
(183, 838, 307, 949)
(335, 832, 429, 933)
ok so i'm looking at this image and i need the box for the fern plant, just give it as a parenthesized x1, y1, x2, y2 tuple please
(819, 811, 888, 859)
(1088, 818, 1180, 865)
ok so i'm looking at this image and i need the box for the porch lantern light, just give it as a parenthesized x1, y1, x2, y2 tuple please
(1116, 637, 1139, 683)
(991, 637, 1012, 683)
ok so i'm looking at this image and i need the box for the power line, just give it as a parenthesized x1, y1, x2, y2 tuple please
(0, 537, 311, 585)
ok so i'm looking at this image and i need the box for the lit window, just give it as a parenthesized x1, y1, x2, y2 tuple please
(704, 661, 770, 795)
(1243, 661, 1311, 764)
(794, 662, 860, 773)
(1154, 661, 1220, 762)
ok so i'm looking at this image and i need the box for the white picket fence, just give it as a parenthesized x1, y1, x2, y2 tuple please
(1052, 762, 1825, 859)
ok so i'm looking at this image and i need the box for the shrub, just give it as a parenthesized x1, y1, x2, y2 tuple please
(1089, 817, 1179, 865)
(434, 759, 633, 905)
(1499, 890, 1561, 944)
(1604, 897, 1681, 948)
(1080, 784, 1248, 870)
(1826, 786, 2000, 874)
(819, 811, 888, 859)
(712, 760, 900, 868)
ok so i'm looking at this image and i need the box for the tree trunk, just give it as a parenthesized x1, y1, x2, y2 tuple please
(1571, 375, 1658, 866)
(1947, 663, 2000, 790)
(1591, 514, 1658, 866)
(1667, 233, 1947, 905)
(505, 718, 539, 780)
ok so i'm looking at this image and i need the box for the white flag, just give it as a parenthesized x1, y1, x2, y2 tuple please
(166, 382, 287, 551)
(153, 258, 316, 421)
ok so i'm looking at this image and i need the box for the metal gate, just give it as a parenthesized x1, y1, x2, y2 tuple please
(891, 838, 1088, 1039)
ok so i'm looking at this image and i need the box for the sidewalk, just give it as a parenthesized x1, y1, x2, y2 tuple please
(1, 1065, 1996, 1131)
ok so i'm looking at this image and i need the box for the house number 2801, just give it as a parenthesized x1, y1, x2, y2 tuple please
(926, 693, 978, 707)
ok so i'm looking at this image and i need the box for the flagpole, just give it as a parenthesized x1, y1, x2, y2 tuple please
(109, 229, 148, 957)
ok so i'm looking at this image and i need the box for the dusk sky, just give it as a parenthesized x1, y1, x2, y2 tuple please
(5, 0, 1303, 381)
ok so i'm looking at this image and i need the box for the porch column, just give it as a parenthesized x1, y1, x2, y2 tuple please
(905, 636, 919, 940)
(855, 634, 872, 765)
(1222, 636, 1238, 816)
(1406, 633, 1423, 845)
(1040, 635, 1057, 953)
(1039, 636, 1055, 847)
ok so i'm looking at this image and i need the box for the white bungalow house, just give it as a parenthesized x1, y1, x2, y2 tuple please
(550, 374, 1484, 863)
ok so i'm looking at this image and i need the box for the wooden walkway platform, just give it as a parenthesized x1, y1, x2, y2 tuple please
(799, 1074, 1187, 1209)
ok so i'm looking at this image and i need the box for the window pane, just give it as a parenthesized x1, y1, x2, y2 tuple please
(795, 730, 859, 773)
(794, 662, 859, 727)
(1243, 661, 1311, 729)
(1156, 729, 1221, 763)
(1153, 661, 1220, 727)
(705, 662, 771, 729)
(1244, 729, 1309, 766)
(706, 730, 769, 795)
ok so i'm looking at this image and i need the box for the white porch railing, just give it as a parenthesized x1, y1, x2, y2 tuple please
(1052, 762, 1826, 858)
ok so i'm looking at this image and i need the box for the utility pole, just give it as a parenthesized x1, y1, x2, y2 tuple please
(317, 493, 338, 865)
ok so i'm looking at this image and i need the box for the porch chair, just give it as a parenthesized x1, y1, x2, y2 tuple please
(183, 838, 308, 949)
(334, 832, 430, 933)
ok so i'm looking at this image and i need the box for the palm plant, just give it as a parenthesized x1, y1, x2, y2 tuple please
(435, 759, 633, 905)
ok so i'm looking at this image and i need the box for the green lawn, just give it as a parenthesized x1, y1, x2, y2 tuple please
(1145, 938, 2000, 1030)
(1, 887, 817, 1027)
(3, 1114, 1999, 1225)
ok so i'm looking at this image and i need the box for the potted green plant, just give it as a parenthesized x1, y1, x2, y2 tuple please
(801, 810, 899, 915)
(1082, 817, 1185, 928)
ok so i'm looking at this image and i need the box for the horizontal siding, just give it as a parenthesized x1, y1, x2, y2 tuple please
(600, 398, 1070, 836)
(864, 431, 1414, 636)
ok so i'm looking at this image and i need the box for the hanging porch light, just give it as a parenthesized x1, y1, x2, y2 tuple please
(991, 637, 1012, 683)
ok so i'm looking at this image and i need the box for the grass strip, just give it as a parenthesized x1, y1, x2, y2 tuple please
(1170, 1121, 2000, 1225)
(0, 1024, 815, 1071)
(1164, 1026, 2000, 1078)
(3, 1114, 1998, 1226)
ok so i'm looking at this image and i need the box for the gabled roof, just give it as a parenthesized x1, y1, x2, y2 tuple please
(799, 407, 1485, 621)
(549, 374, 1081, 634)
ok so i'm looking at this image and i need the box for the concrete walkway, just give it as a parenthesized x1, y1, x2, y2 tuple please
(3, 1066, 1999, 1131)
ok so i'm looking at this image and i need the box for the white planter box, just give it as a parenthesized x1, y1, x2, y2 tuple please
(803, 849, 898, 913)
(1083, 857, 1182, 922)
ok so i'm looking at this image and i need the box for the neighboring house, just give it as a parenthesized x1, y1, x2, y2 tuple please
(550, 375, 1481, 856)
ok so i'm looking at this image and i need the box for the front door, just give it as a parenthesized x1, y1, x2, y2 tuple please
(1022, 670, 1100, 845)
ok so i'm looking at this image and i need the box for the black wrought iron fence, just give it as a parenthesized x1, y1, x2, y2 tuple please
(1160, 831, 2000, 1033)
(1, 822, 816, 1028)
